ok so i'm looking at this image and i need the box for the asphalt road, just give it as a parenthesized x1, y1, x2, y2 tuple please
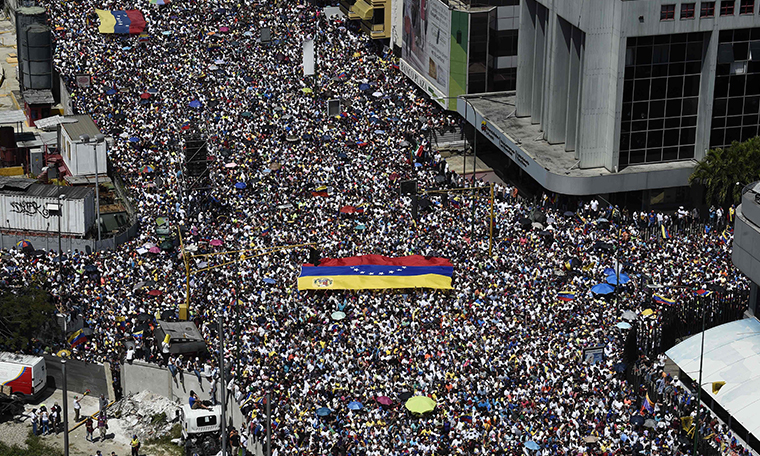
(43, 355, 109, 398)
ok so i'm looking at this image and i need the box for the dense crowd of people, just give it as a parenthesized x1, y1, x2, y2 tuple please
(1, 0, 752, 454)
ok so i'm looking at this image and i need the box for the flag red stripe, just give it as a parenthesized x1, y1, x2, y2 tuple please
(305, 254, 452, 268)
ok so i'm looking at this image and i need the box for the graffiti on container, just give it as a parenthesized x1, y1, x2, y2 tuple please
(9, 201, 52, 219)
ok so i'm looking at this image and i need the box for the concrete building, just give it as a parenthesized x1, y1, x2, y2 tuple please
(58, 115, 107, 178)
(733, 182, 760, 317)
(449, 0, 760, 199)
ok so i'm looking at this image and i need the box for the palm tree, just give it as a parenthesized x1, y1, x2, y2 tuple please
(690, 137, 760, 207)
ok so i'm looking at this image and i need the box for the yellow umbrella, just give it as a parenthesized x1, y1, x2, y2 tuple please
(405, 396, 436, 415)
(301, 88, 313, 94)
(57, 349, 71, 358)
(641, 309, 654, 317)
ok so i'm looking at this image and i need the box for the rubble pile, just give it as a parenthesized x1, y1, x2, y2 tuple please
(110, 390, 180, 442)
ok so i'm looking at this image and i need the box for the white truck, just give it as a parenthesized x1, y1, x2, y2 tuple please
(180, 403, 222, 456)
(0, 352, 46, 401)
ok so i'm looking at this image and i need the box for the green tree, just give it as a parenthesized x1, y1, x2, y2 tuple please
(689, 137, 760, 207)
(0, 287, 57, 352)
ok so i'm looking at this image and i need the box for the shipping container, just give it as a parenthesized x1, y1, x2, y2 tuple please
(0, 182, 95, 236)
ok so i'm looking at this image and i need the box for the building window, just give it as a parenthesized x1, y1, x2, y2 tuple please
(720, 0, 735, 15)
(491, 29, 518, 57)
(701, 1, 716, 16)
(620, 33, 704, 168)
(661, 4, 676, 20)
(709, 26, 760, 150)
(740, 0, 755, 14)
(681, 2, 696, 18)
(372, 8, 384, 25)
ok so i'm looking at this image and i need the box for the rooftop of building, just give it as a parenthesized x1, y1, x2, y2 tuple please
(0, 176, 93, 199)
(61, 115, 102, 141)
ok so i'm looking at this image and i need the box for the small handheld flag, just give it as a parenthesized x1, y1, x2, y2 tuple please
(661, 225, 671, 239)
(694, 289, 712, 297)
(653, 294, 675, 305)
(67, 329, 87, 347)
(556, 291, 576, 301)
(712, 381, 726, 394)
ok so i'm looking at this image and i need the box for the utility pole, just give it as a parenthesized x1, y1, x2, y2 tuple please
(266, 391, 272, 456)
(694, 298, 707, 455)
(62, 359, 69, 456)
(219, 314, 227, 456)
(489, 183, 494, 256)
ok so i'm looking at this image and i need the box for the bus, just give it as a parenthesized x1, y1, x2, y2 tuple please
(0, 352, 47, 400)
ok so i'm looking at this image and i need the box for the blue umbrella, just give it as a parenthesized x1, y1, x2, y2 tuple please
(616, 322, 632, 330)
(359, 83, 370, 91)
(347, 401, 363, 411)
(106, 88, 117, 95)
(128, 137, 140, 143)
(613, 362, 627, 372)
(234, 182, 247, 189)
(369, 117, 380, 123)
(606, 273, 630, 285)
(524, 441, 540, 451)
(355, 224, 366, 231)
(189, 100, 202, 108)
(147, 88, 158, 94)
(591, 283, 615, 295)
(629, 415, 644, 426)
(243, 31, 253, 37)
(263, 277, 276, 284)
(603, 267, 616, 276)
(161, 30, 172, 35)
(414, 162, 423, 168)
(122, 46, 131, 50)
(374, 130, 386, 135)
(316, 407, 331, 417)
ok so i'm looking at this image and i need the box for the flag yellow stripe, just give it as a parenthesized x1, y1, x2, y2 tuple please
(298, 273, 452, 290)
(96, 10, 117, 33)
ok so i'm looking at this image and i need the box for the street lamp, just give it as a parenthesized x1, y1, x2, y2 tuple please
(79, 134, 106, 244)
(46, 195, 66, 278)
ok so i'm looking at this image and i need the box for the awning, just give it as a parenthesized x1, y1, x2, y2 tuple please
(666, 318, 760, 437)
(352, 0, 373, 20)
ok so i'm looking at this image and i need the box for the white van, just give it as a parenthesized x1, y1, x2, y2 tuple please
(0, 352, 46, 400)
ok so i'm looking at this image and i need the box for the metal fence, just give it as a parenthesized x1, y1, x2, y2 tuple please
(626, 363, 730, 456)
(637, 291, 748, 360)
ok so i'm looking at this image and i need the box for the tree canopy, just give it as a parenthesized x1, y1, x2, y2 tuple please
(690, 137, 760, 207)
(0, 287, 57, 352)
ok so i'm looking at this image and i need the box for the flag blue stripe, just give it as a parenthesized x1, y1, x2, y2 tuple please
(300, 265, 453, 277)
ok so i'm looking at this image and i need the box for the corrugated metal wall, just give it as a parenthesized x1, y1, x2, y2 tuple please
(0, 193, 94, 236)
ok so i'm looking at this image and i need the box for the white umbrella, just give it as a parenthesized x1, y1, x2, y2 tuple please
(372, 91, 383, 98)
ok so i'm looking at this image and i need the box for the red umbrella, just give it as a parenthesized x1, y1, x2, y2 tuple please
(210, 239, 223, 246)
(389, 173, 399, 181)
(140, 92, 151, 99)
(149, 246, 160, 253)
(147, 289, 163, 296)
(339, 206, 356, 214)
(376, 396, 392, 406)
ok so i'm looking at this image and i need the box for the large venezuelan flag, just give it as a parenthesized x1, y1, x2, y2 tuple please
(96, 10, 147, 34)
(298, 255, 453, 290)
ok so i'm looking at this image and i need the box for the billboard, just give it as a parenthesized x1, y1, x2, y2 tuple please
(402, 0, 451, 97)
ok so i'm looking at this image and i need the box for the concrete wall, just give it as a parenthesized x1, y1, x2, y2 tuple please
(121, 361, 245, 432)
(44, 354, 110, 398)
(0, 219, 139, 253)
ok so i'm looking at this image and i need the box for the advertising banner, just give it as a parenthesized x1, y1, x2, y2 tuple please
(402, 0, 451, 97)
